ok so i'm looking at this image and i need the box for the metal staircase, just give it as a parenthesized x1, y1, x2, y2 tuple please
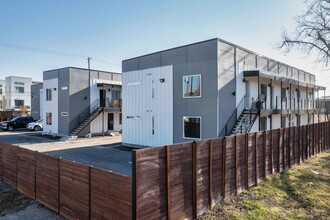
(230, 108, 258, 135)
(69, 107, 103, 136)
(69, 100, 102, 136)
(219, 96, 261, 137)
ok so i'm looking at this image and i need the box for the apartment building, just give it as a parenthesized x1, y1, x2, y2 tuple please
(122, 38, 326, 147)
(4, 76, 32, 111)
(0, 80, 5, 110)
(42, 67, 122, 137)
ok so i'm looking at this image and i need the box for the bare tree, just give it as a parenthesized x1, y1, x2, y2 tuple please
(278, 0, 330, 66)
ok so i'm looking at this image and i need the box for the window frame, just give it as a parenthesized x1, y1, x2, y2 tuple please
(46, 112, 52, 125)
(183, 116, 202, 140)
(182, 74, 202, 98)
(46, 88, 52, 101)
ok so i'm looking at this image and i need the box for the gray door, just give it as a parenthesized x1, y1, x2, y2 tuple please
(108, 113, 114, 130)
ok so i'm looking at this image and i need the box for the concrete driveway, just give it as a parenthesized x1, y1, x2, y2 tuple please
(0, 130, 132, 176)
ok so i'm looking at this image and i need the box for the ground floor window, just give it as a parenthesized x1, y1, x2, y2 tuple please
(260, 117, 267, 131)
(183, 116, 201, 139)
(46, 112, 52, 125)
(14, 99, 24, 107)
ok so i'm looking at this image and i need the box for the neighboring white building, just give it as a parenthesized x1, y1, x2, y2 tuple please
(4, 76, 32, 111)
(0, 79, 5, 110)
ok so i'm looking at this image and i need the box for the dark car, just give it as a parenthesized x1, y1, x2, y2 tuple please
(0, 116, 35, 131)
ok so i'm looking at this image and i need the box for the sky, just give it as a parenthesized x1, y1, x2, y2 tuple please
(0, 0, 328, 94)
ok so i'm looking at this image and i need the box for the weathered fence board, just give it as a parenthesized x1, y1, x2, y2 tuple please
(36, 153, 59, 212)
(2, 143, 17, 186)
(17, 147, 36, 199)
(59, 159, 89, 220)
(91, 167, 132, 220)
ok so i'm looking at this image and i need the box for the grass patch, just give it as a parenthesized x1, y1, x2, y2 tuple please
(199, 151, 330, 220)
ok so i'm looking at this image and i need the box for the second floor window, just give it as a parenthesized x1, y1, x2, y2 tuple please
(46, 89, 52, 101)
(183, 75, 201, 98)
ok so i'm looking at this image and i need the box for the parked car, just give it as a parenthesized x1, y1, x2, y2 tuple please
(27, 119, 43, 131)
(0, 116, 35, 131)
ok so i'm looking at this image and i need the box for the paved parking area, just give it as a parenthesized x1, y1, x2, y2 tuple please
(0, 129, 132, 176)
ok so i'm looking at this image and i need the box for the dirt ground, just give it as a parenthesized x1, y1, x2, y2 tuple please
(0, 182, 62, 219)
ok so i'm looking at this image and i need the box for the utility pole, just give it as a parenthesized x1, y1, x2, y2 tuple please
(88, 57, 92, 84)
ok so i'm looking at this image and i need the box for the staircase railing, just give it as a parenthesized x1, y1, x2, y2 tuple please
(69, 99, 100, 132)
(233, 97, 260, 135)
(219, 95, 246, 137)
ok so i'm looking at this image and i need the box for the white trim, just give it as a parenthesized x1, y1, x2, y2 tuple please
(183, 116, 202, 140)
(182, 74, 202, 98)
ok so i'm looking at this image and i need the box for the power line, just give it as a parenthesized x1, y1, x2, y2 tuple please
(0, 42, 120, 66)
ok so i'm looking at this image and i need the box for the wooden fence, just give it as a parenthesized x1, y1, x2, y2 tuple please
(132, 121, 330, 220)
(1, 121, 329, 220)
(0, 142, 132, 220)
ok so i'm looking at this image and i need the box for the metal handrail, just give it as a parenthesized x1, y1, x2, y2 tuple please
(219, 95, 246, 137)
(69, 99, 100, 132)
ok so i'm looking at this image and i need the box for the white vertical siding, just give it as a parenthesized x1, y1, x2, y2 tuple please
(43, 78, 58, 134)
(123, 65, 173, 147)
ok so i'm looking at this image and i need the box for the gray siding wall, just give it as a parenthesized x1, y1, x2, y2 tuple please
(123, 39, 219, 144)
(31, 83, 43, 120)
(217, 41, 236, 136)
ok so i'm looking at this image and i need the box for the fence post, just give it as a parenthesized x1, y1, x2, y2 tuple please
(235, 135, 238, 195)
(278, 129, 281, 172)
(263, 131, 266, 178)
(192, 141, 197, 219)
(255, 133, 258, 186)
(293, 127, 296, 165)
(132, 150, 137, 220)
(222, 138, 226, 198)
(298, 126, 301, 164)
(58, 157, 61, 215)
(288, 128, 291, 168)
(282, 128, 286, 170)
(208, 140, 213, 209)
(313, 123, 315, 155)
(166, 146, 171, 219)
(270, 130, 273, 174)
(245, 133, 249, 189)
(34, 151, 37, 200)
(88, 165, 92, 220)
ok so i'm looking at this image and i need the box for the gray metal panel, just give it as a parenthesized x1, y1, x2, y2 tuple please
(123, 39, 219, 144)
(68, 68, 91, 134)
(269, 60, 278, 73)
(218, 41, 236, 136)
(43, 70, 60, 80)
(57, 68, 70, 134)
(31, 83, 43, 120)
(257, 56, 268, 71)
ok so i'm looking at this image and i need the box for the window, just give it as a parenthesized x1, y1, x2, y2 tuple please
(151, 116, 155, 135)
(112, 90, 121, 99)
(183, 116, 201, 139)
(183, 75, 201, 98)
(0, 100, 2, 109)
(14, 100, 24, 107)
(119, 113, 122, 124)
(260, 117, 267, 131)
(14, 82, 24, 93)
(46, 89, 52, 101)
(15, 86, 24, 93)
(46, 113, 52, 125)
(281, 115, 286, 128)
(0, 84, 2, 95)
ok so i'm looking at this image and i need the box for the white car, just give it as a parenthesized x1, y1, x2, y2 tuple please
(27, 119, 43, 131)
